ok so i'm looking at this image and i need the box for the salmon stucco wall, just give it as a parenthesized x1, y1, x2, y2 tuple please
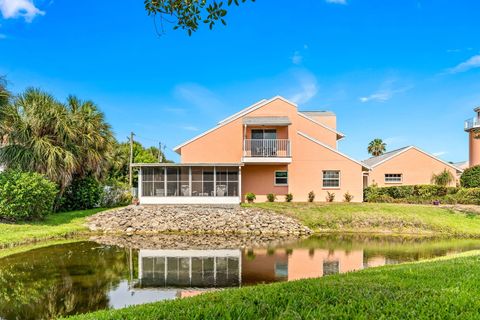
(368, 148, 459, 187)
(242, 165, 289, 202)
(288, 133, 364, 202)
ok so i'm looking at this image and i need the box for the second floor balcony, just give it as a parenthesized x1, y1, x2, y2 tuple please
(465, 117, 480, 131)
(242, 139, 291, 163)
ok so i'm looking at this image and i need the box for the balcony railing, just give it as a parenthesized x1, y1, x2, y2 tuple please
(243, 139, 291, 158)
(465, 117, 480, 131)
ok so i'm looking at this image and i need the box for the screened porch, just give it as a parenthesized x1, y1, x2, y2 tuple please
(135, 164, 242, 204)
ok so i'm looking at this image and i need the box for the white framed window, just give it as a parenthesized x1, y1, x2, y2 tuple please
(274, 171, 288, 186)
(322, 170, 340, 188)
(385, 174, 402, 183)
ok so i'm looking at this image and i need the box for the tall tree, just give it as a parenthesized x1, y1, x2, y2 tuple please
(367, 139, 386, 157)
(0, 88, 115, 193)
(144, 0, 254, 35)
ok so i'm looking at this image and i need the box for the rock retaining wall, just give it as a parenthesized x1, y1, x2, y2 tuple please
(87, 205, 312, 236)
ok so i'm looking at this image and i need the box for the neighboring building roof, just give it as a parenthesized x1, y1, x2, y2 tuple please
(362, 146, 463, 172)
(242, 116, 291, 126)
(299, 111, 336, 117)
(173, 96, 343, 154)
(453, 161, 469, 170)
(297, 131, 370, 170)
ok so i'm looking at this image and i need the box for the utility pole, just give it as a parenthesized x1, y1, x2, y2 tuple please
(158, 142, 162, 163)
(129, 132, 135, 188)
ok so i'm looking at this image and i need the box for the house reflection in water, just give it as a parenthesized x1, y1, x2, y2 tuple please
(135, 247, 395, 297)
(138, 249, 241, 289)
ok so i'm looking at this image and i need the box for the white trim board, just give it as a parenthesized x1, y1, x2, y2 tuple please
(297, 131, 370, 170)
(366, 146, 463, 172)
(139, 196, 241, 205)
(173, 96, 297, 153)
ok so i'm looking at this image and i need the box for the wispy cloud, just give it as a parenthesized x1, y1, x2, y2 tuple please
(0, 33, 6, 39)
(291, 51, 303, 65)
(180, 125, 199, 131)
(163, 107, 186, 115)
(359, 79, 412, 103)
(432, 151, 447, 157)
(445, 55, 480, 74)
(0, 0, 45, 22)
(325, 0, 347, 4)
(288, 69, 318, 105)
(174, 83, 224, 113)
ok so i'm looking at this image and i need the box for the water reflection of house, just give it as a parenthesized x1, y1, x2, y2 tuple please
(138, 249, 241, 288)
(241, 248, 364, 283)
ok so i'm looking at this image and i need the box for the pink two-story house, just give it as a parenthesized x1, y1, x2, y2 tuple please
(133, 96, 369, 204)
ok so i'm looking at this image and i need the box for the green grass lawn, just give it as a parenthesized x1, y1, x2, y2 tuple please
(66, 251, 480, 319)
(246, 202, 480, 237)
(0, 208, 107, 247)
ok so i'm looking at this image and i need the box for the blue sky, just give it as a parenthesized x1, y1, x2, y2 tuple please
(1, 0, 480, 162)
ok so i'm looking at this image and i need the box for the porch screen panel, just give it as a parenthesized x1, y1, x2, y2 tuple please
(142, 167, 165, 197)
(180, 167, 190, 196)
(166, 168, 179, 196)
(215, 167, 239, 197)
(203, 167, 214, 197)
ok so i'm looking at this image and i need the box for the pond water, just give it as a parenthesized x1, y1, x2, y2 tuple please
(1, 235, 480, 320)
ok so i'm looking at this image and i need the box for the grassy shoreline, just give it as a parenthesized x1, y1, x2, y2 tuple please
(247, 202, 480, 237)
(0, 208, 107, 248)
(66, 251, 480, 319)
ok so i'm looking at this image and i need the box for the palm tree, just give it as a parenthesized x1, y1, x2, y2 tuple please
(0, 88, 115, 193)
(367, 138, 386, 157)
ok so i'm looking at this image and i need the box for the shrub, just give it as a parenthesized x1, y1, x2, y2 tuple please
(325, 191, 335, 202)
(343, 192, 354, 202)
(245, 192, 256, 203)
(100, 180, 132, 207)
(431, 169, 455, 187)
(461, 166, 480, 188)
(267, 193, 276, 202)
(308, 191, 315, 202)
(285, 193, 293, 202)
(0, 170, 57, 221)
(59, 176, 103, 211)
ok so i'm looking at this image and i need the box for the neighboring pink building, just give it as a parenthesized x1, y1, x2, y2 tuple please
(134, 96, 369, 204)
(363, 146, 463, 187)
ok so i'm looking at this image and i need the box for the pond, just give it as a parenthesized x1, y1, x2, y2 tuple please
(1, 234, 480, 320)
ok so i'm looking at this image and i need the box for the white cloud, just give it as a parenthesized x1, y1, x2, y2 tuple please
(0, 33, 6, 39)
(174, 83, 225, 114)
(291, 51, 303, 65)
(359, 79, 412, 103)
(180, 125, 199, 131)
(0, 0, 44, 22)
(288, 69, 319, 105)
(432, 151, 447, 157)
(325, 0, 347, 4)
(446, 55, 480, 74)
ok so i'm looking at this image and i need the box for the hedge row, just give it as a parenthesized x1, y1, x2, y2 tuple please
(364, 185, 480, 205)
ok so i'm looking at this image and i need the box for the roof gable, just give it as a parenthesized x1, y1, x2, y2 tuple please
(297, 131, 370, 169)
(362, 146, 463, 172)
(173, 96, 297, 153)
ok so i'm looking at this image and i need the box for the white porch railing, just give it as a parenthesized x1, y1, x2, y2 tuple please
(465, 117, 480, 131)
(243, 139, 291, 157)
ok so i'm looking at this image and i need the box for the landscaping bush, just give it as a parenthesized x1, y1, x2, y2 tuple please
(285, 193, 293, 202)
(308, 191, 315, 202)
(343, 192, 354, 202)
(364, 184, 480, 205)
(100, 180, 132, 207)
(460, 165, 480, 188)
(245, 192, 256, 203)
(325, 191, 335, 202)
(59, 176, 103, 211)
(0, 170, 57, 221)
(266, 193, 276, 202)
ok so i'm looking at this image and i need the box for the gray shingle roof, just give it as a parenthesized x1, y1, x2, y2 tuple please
(362, 146, 411, 167)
